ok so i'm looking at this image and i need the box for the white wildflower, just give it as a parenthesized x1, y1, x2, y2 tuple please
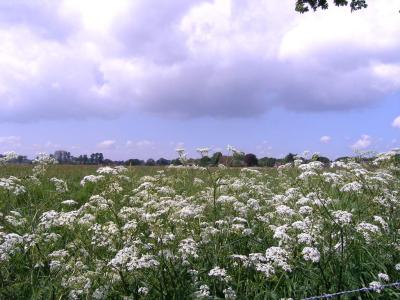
(340, 182, 363, 193)
(378, 273, 389, 282)
(223, 287, 236, 299)
(138, 287, 149, 295)
(333, 210, 352, 225)
(208, 266, 230, 282)
(302, 247, 320, 263)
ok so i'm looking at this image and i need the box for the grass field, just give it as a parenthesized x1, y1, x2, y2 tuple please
(1, 154, 400, 299)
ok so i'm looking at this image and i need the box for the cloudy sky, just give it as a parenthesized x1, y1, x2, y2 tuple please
(0, 0, 399, 160)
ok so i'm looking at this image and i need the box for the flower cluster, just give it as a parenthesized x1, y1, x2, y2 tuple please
(0, 150, 399, 299)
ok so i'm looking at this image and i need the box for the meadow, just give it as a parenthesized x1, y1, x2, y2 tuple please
(1, 152, 400, 299)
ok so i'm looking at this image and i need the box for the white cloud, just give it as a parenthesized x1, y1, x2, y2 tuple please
(392, 116, 400, 128)
(351, 135, 372, 150)
(0, 136, 22, 147)
(126, 140, 154, 147)
(61, 0, 130, 33)
(97, 140, 116, 149)
(136, 140, 153, 147)
(31, 141, 60, 151)
(0, 0, 400, 121)
(320, 135, 331, 144)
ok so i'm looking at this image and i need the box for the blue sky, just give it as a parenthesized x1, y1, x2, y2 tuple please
(0, 0, 399, 160)
(1, 96, 398, 160)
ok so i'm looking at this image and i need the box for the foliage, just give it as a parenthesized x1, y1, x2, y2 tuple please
(284, 153, 297, 163)
(156, 158, 171, 166)
(126, 159, 145, 166)
(244, 153, 258, 167)
(259, 157, 277, 167)
(210, 152, 223, 166)
(1, 150, 400, 299)
(145, 159, 156, 166)
(199, 156, 212, 167)
(295, 0, 368, 13)
(311, 154, 331, 164)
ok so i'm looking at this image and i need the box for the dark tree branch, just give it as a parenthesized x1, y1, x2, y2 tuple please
(295, 0, 368, 13)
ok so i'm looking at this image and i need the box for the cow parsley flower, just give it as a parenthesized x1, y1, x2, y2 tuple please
(62, 200, 78, 206)
(373, 216, 388, 231)
(302, 247, 320, 263)
(195, 285, 210, 298)
(298, 206, 313, 215)
(333, 210, 352, 225)
(0, 151, 17, 165)
(265, 247, 291, 272)
(96, 166, 118, 175)
(208, 266, 230, 282)
(92, 286, 109, 299)
(80, 175, 104, 186)
(0, 233, 23, 262)
(255, 263, 275, 278)
(356, 222, 380, 241)
(196, 147, 210, 157)
(297, 233, 313, 245)
(223, 287, 237, 299)
(369, 281, 383, 292)
(275, 205, 295, 217)
(138, 287, 149, 295)
(378, 273, 389, 282)
(178, 238, 198, 260)
(50, 177, 68, 193)
(340, 182, 363, 193)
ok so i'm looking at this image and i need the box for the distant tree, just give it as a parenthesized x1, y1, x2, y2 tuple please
(335, 156, 351, 162)
(229, 149, 244, 166)
(259, 157, 277, 167)
(126, 159, 144, 166)
(145, 159, 156, 166)
(16, 155, 26, 164)
(83, 154, 89, 165)
(103, 159, 113, 165)
(295, 0, 368, 13)
(244, 153, 258, 167)
(199, 156, 212, 167)
(171, 158, 182, 166)
(284, 153, 297, 163)
(210, 152, 222, 166)
(156, 158, 171, 166)
(89, 153, 104, 164)
(312, 154, 331, 164)
(231, 159, 245, 167)
(230, 151, 245, 167)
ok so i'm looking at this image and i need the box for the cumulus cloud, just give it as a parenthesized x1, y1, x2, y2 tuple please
(0, 0, 77, 39)
(126, 140, 154, 147)
(351, 134, 372, 150)
(97, 140, 116, 149)
(320, 136, 332, 144)
(0, 136, 22, 147)
(33, 141, 60, 150)
(0, 0, 400, 122)
(392, 116, 400, 128)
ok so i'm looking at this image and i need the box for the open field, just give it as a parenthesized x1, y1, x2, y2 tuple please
(1, 154, 400, 299)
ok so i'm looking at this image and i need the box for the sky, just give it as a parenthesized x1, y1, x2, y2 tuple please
(0, 0, 399, 160)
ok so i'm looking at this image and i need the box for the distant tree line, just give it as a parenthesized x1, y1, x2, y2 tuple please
(2, 150, 396, 167)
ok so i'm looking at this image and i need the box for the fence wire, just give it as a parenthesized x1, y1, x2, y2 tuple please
(302, 281, 400, 300)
